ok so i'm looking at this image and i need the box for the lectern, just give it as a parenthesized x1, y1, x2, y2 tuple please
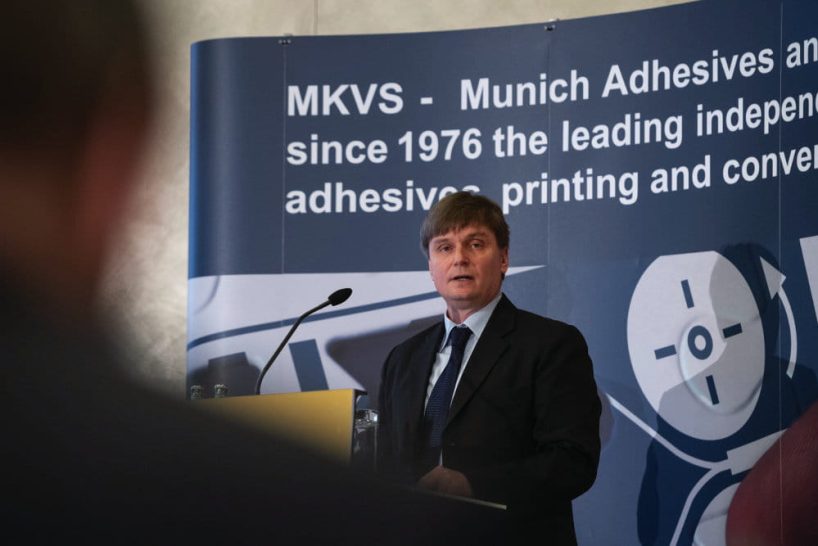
(195, 389, 362, 463)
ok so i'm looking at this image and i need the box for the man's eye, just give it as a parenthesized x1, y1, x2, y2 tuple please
(438, 245, 451, 253)
(471, 241, 484, 249)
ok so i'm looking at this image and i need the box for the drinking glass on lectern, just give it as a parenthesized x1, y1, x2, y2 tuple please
(352, 409, 378, 471)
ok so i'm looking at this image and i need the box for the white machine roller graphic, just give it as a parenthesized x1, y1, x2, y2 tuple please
(627, 251, 765, 440)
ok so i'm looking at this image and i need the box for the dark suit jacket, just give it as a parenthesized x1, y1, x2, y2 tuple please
(378, 294, 601, 544)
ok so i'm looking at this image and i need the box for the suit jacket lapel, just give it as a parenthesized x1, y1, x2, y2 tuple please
(405, 322, 445, 443)
(448, 294, 516, 424)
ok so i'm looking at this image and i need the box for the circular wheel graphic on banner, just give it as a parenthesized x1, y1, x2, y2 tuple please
(627, 252, 765, 440)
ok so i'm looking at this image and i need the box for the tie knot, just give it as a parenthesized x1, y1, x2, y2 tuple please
(448, 326, 472, 352)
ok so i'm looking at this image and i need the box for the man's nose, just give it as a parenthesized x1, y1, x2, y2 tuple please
(453, 244, 470, 264)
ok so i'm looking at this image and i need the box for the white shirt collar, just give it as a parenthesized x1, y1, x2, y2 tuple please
(441, 291, 503, 349)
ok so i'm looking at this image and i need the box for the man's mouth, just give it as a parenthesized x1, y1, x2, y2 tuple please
(451, 275, 474, 281)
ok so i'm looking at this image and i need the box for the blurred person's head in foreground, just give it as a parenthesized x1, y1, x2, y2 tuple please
(0, 0, 152, 319)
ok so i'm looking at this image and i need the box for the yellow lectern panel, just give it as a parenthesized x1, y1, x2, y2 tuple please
(195, 389, 358, 463)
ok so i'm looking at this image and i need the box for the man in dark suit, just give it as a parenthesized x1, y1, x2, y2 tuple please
(378, 191, 601, 544)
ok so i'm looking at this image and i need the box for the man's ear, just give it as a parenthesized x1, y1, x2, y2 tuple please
(500, 247, 509, 274)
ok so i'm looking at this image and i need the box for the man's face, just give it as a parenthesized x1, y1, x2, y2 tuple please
(428, 224, 509, 319)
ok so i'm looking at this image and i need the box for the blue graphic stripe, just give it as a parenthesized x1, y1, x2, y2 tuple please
(706, 375, 720, 405)
(654, 345, 677, 359)
(289, 339, 329, 391)
(681, 279, 694, 308)
(722, 323, 742, 339)
(187, 290, 441, 350)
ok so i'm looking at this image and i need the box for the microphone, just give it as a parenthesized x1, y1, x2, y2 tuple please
(254, 288, 353, 395)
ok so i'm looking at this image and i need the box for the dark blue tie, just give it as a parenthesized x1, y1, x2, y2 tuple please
(422, 326, 472, 466)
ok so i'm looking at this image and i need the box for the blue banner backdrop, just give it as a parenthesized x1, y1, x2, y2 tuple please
(188, 0, 818, 543)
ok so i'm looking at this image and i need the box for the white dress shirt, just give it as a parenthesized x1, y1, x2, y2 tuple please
(423, 291, 503, 409)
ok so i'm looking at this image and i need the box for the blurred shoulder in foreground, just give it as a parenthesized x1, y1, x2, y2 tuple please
(726, 400, 818, 546)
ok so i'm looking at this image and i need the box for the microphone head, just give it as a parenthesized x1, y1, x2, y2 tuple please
(328, 288, 353, 306)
